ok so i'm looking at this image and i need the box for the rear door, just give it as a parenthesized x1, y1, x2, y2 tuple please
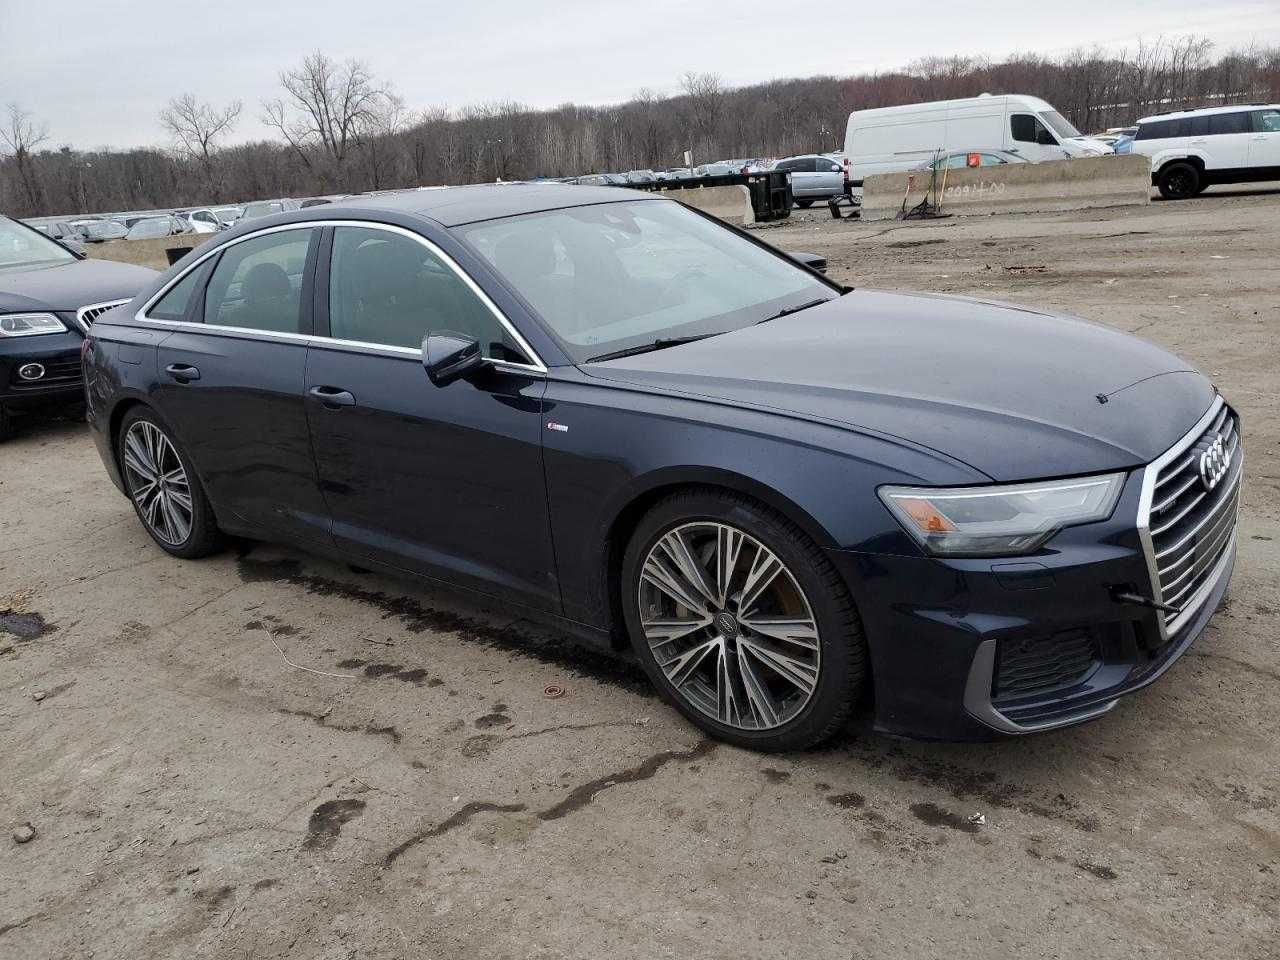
(1204, 112, 1252, 170)
(304, 223, 559, 611)
(152, 226, 331, 545)
(1248, 108, 1280, 171)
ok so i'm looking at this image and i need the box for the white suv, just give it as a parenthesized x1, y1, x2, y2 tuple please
(1131, 104, 1280, 199)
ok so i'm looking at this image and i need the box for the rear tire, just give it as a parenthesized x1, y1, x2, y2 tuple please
(118, 407, 223, 558)
(1157, 162, 1200, 200)
(795, 199, 814, 209)
(621, 489, 866, 752)
(0, 406, 11, 443)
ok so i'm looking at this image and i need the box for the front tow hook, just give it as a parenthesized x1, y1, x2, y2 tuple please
(1110, 589, 1183, 615)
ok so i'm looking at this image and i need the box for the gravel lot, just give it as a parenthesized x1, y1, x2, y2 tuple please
(3, 188, 1278, 959)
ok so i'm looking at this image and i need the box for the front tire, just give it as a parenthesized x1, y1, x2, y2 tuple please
(118, 408, 222, 558)
(0, 406, 11, 443)
(621, 490, 866, 751)
(795, 199, 814, 209)
(1157, 162, 1200, 200)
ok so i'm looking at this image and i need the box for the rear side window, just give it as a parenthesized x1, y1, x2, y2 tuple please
(1136, 119, 1172, 140)
(149, 263, 207, 321)
(1208, 112, 1249, 135)
(203, 229, 313, 334)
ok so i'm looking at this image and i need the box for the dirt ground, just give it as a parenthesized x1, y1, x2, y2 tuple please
(3, 187, 1278, 960)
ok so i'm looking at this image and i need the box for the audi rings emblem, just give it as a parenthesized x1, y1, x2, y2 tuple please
(1197, 434, 1231, 492)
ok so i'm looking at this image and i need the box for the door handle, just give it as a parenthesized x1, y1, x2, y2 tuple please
(165, 363, 200, 383)
(308, 385, 356, 408)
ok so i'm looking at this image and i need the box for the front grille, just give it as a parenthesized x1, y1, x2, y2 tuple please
(1145, 403, 1241, 633)
(993, 628, 1100, 704)
(75, 299, 130, 330)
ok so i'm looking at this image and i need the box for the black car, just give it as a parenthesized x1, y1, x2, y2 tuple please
(82, 185, 1240, 751)
(1, 215, 156, 440)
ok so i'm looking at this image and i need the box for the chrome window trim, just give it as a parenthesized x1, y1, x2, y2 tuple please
(1136, 395, 1239, 641)
(75, 298, 131, 333)
(134, 218, 547, 375)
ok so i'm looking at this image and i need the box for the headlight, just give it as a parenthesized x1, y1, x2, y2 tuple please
(0, 313, 68, 337)
(879, 473, 1125, 557)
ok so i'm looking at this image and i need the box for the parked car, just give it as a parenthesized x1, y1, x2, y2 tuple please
(772, 154, 846, 206)
(83, 184, 1238, 750)
(125, 216, 188, 241)
(26, 219, 86, 255)
(0, 214, 155, 440)
(239, 198, 301, 221)
(910, 149, 1027, 171)
(181, 209, 226, 233)
(1130, 104, 1280, 199)
(844, 95, 1109, 188)
(213, 207, 243, 226)
(80, 219, 128, 242)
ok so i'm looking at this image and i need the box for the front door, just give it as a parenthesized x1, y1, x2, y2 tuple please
(1248, 108, 1280, 171)
(304, 223, 559, 611)
(153, 226, 330, 545)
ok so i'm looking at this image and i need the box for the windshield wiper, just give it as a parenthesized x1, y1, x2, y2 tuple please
(585, 334, 718, 363)
(756, 298, 831, 325)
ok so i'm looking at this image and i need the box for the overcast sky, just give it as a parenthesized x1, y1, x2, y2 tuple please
(2, 0, 1278, 150)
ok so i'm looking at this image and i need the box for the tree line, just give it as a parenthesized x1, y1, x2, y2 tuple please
(3, 37, 1278, 219)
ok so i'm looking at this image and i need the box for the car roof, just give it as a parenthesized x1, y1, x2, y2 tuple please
(328, 182, 657, 227)
(1137, 103, 1278, 123)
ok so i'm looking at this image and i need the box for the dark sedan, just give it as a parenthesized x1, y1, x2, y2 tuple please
(82, 185, 1240, 750)
(1, 215, 156, 440)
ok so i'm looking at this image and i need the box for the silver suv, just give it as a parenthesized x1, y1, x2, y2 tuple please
(1131, 104, 1280, 199)
(772, 154, 845, 207)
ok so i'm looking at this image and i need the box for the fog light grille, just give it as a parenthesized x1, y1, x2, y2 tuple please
(993, 629, 1099, 703)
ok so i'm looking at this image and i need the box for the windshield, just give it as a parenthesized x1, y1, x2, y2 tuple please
(1040, 110, 1082, 139)
(457, 199, 834, 362)
(0, 216, 77, 268)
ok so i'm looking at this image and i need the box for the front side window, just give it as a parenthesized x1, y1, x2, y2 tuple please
(327, 226, 520, 359)
(1010, 114, 1037, 143)
(203, 229, 313, 334)
(1253, 109, 1280, 133)
(457, 199, 834, 363)
(0, 215, 77, 269)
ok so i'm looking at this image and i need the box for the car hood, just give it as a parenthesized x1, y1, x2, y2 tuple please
(0, 258, 156, 313)
(581, 289, 1215, 482)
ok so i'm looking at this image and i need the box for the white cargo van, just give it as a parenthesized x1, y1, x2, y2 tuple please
(842, 95, 1111, 186)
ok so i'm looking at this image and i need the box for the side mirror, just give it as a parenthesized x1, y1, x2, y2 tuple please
(423, 331, 486, 387)
(788, 251, 828, 274)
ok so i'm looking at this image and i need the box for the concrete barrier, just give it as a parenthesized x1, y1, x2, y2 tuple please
(86, 234, 209, 271)
(658, 184, 756, 225)
(860, 155, 1151, 221)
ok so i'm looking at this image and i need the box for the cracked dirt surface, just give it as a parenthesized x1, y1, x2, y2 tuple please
(2, 188, 1279, 959)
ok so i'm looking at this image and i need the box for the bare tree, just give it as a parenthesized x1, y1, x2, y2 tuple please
(0, 103, 49, 212)
(262, 52, 396, 187)
(158, 94, 241, 189)
(680, 71, 725, 154)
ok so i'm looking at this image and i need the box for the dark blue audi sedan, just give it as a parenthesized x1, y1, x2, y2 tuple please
(82, 184, 1240, 750)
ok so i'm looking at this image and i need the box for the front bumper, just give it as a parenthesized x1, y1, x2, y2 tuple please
(0, 327, 86, 410)
(829, 405, 1240, 740)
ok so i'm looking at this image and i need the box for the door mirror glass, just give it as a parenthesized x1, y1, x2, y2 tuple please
(423, 330, 486, 387)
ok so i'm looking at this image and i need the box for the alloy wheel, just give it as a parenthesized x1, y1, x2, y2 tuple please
(123, 421, 193, 546)
(637, 521, 821, 731)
